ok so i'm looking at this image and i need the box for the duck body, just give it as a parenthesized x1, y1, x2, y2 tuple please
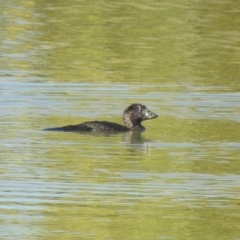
(44, 103, 158, 132)
(48, 121, 129, 132)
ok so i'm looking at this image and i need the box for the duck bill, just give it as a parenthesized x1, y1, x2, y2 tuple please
(143, 110, 158, 120)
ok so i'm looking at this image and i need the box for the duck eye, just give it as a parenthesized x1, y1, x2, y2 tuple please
(141, 109, 146, 114)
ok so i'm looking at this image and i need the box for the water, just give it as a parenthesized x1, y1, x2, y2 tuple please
(1, 0, 240, 239)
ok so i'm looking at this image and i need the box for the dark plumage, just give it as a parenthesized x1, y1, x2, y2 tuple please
(44, 103, 158, 132)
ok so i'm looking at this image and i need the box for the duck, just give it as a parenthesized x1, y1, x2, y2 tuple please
(44, 103, 158, 132)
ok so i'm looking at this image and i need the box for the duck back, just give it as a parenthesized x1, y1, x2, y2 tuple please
(45, 121, 129, 132)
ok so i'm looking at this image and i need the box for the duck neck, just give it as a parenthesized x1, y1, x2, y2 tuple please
(123, 114, 133, 129)
(124, 118, 144, 131)
(124, 121, 134, 130)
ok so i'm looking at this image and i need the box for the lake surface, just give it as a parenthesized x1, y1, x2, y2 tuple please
(1, 0, 240, 239)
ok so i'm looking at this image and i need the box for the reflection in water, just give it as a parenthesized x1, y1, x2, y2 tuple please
(122, 131, 156, 155)
(45, 129, 153, 152)
(123, 131, 157, 146)
(80, 129, 155, 146)
(122, 131, 143, 144)
(1, 0, 240, 239)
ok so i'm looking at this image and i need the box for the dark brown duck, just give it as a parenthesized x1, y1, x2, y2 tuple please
(44, 103, 158, 132)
